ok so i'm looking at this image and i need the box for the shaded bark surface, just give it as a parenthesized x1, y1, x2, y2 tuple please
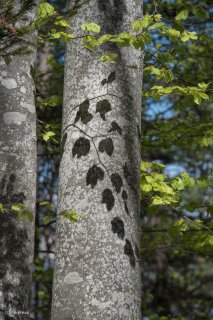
(0, 2, 37, 319)
(52, 0, 143, 319)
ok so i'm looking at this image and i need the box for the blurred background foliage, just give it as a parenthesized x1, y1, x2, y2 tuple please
(1, 0, 212, 319)
(141, 1, 213, 319)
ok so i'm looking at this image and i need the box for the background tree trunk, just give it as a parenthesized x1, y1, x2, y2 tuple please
(0, 2, 37, 318)
(52, 0, 143, 319)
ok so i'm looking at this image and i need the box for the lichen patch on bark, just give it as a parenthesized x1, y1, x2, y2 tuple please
(3, 112, 27, 125)
(0, 77, 17, 90)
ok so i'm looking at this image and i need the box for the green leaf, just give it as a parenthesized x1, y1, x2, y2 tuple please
(40, 201, 50, 206)
(141, 32, 152, 45)
(97, 34, 113, 45)
(144, 175, 153, 183)
(173, 218, 188, 232)
(207, 236, 213, 246)
(194, 94, 201, 105)
(192, 7, 209, 19)
(18, 211, 27, 220)
(132, 35, 145, 50)
(165, 28, 180, 40)
(175, 10, 189, 21)
(141, 183, 152, 192)
(39, 95, 63, 108)
(144, 67, 174, 82)
(196, 178, 210, 188)
(151, 194, 178, 206)
(207, 207, 213, 217)
(132, 15, 153, 31)
(18, 210, 34, 222)
(140, 162, 152, 171)
(12, 203, 25, 211)
(153, 14, 162, 21)
(109, 33, 133, 47)
(37, 2, 55, 18)
(181, 172, 196, 188)
(40, 201, 52, 209)
(100, 53, 118, 64)
(198, 82, 209, 90)
(199, 92, 209, 100)
(171, 178, 185, 191)
(154, 182, 175, 195)
(83, 43, 95, 52)
(181, 30, 198, 42)
(43, 131, 55, 142)
(200, 135, 213, 147)
(59, 210, 81, 223)
(81, 22, 100, 33)
(37, 290, 47, 300)
(83, 35, 99, 46)
(144, 66, 161, 76)
(0, 203, 4, 213)
(54, 18, 71, 28)
(149, 22, 164, 30)
(151, 172, 165, 181)
(43, 214, 52, 225)
(26, 211, 34, 223)
(151, 196, 164, 206)
(50, 30, 75, 41)
(60, 32, 75, 42)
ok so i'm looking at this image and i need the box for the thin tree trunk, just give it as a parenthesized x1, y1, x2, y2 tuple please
(52, 0, 143, 319)
(0, 2, 37, 319)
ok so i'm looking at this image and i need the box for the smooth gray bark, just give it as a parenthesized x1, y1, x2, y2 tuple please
(52, 0, 143, 319)
(0, 3, 37, 319)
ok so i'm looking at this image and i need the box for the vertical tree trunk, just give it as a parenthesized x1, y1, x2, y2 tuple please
(52, 0, 143, 319)
(0, 2, 37, 318)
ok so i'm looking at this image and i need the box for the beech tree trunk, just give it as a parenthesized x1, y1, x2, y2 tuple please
(52, 0, 143, 319)
(0, 3, 37, 319)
